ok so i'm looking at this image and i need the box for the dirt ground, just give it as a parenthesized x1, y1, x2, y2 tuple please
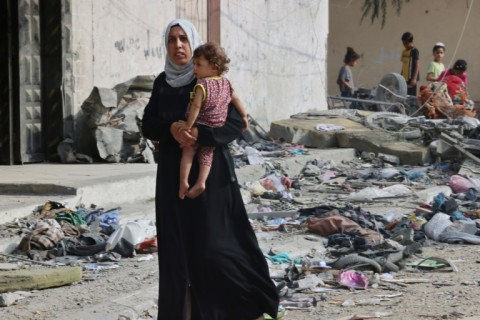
(2, 226, 480, 320)
(254, 226, 480, 320)
(2, 156, 480, 320)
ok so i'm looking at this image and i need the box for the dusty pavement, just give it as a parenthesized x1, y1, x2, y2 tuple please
(2, 225, 480, 320)
(3, 150, 480, 320)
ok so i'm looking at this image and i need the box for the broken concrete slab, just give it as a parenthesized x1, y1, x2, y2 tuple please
(336, 131, 431, 165)
(270, 114, 430, 165)
(270, 117, 369, 149)
(81, 87, 118, 129)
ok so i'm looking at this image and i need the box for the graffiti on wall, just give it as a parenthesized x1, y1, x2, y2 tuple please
(113, 30, 163, 60)
(143, 30, 162, 59)
(114, 37, 141, 53)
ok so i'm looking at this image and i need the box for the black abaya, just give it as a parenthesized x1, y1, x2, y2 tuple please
(142, 73, 279, 320)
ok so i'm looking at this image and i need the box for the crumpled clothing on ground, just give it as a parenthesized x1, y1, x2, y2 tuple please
(306, 212, 383, 246)
(418, 78, 475, 119)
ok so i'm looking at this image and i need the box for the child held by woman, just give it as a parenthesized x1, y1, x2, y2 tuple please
(177, 42, 249, 199)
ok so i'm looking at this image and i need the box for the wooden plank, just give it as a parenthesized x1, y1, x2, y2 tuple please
(0, 267, 82, 293)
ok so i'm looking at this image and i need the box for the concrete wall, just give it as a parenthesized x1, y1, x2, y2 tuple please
(66, 0, 329, 137)
(65, 0, 173, 110)
(328, 0, 479, 101)
(221, 0, 329, 128)
(63, 0, 175, 151)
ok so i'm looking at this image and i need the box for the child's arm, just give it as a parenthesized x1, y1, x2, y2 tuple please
(426, 62, 436, 81)
(409, 49, 420, 86)
(338, 66, 352, 90)
(178, 85, 204, 132)
(340, 79, 352, 90)
(426, 72, 436, 81)
(410, 59, 419, 86)
(231, 92, 249, 130)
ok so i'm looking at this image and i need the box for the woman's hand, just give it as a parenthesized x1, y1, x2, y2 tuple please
(170, 121, 197, 147)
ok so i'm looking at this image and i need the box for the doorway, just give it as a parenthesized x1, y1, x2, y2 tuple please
(0, 0, 63, 165)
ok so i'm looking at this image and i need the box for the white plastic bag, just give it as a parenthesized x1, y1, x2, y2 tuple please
(106, 219, 156, 256)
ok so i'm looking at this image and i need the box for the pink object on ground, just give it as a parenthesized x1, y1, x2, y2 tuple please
(336, 270, 369, 290)
(449, 175, 475, 193)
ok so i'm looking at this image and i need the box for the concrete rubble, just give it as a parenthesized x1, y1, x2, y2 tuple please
(3, 121, 480, 318)
(3, 77, 480, 318)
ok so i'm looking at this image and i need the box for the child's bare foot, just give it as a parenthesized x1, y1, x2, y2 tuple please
(185, 183, 206, 199)
(179, 181, 189, 199)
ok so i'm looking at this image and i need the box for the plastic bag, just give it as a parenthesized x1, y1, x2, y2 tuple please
(449, 175, 475, 193)
(106, 219, 156, 257)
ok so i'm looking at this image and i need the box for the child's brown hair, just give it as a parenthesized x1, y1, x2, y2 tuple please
(193, 42, 230, 75)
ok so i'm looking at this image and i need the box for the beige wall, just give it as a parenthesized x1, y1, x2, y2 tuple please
(328, 0, 479, 101)
(66, 0, 329, 133)
(64, 0, 175, 150)
(221, 0, 329, 128)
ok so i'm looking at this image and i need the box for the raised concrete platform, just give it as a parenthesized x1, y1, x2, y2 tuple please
(0, 149, 357, 223)
(269, 114, 431, 165)
(0, 148, 357, 252)
(0, 163, 157, 225)
(270, 117, 369, 149)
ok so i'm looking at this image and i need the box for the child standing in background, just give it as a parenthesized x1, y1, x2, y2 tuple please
(176, 42, 248, 199)
(336, 47, 361, 97)
(426, 42, 445, 81)
(400, 32, 420, 96)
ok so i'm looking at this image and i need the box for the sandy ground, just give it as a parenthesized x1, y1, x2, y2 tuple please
(2, 226, 480, 320)
(2, 157, 480, 319)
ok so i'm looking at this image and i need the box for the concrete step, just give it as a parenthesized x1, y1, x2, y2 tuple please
(0, 163, 157, 225)
(270, 112, 431, 165)
(0, 148, 357, 253)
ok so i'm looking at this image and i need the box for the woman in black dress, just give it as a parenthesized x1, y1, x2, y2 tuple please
(141, 19, 279, 320)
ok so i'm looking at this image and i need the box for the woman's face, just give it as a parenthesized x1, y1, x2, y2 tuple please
(167, 26, 192, 66)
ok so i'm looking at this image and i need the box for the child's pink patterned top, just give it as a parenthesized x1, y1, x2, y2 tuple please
(188, 77, 232, 128)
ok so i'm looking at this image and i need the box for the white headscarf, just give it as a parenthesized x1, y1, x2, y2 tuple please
(164, 19, 203, 88)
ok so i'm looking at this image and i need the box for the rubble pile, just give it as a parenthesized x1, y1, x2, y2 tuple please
(59, 75, 157, 164)
(5, 85, 480, 316)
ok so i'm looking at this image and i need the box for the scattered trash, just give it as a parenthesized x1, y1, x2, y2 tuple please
(407, 256, 458, 272)
(137, 254, 154, 262)
(83, 263, 119, 271)
(336, 270, 369, 290)
(106, 219, 156, 257)
(6, 111, 480, 318)
(291, 274, 321, 290)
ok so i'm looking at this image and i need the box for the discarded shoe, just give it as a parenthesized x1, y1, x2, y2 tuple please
(264, 305, 286, 319)
(407, 256, 458, 272)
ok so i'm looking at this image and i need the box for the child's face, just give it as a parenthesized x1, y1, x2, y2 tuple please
(348, 59, 358, 67)
(433, 48, 445, 62)
(402, 40, 413, 49)
(193, 56, 218, 79)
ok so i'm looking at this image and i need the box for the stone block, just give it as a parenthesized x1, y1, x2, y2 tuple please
(270, 117, 370, 149)
(270, 115, 431, 165)
(337, 131, 431, 165)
